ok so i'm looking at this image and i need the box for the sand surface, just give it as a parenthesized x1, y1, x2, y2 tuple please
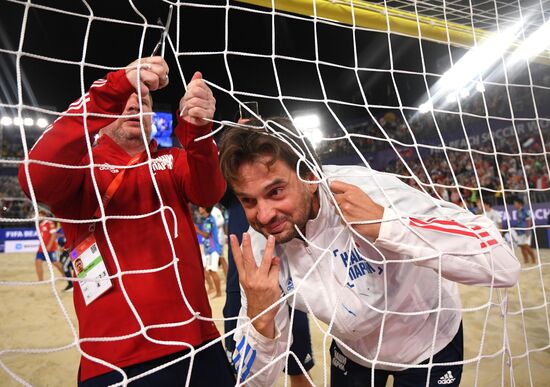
(1, 249, 549, 386)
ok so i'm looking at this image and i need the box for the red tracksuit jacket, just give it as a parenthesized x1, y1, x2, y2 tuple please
(18, 69, 226, 382)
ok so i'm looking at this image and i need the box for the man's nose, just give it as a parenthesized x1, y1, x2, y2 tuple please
(256, 201, 275, 225)
(126, 95, 142, 112)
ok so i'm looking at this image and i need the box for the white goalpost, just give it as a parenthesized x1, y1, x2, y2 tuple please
(0, 0, 549, 386)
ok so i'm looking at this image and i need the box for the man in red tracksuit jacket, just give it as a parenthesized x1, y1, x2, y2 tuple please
(18, 57, 235, 386)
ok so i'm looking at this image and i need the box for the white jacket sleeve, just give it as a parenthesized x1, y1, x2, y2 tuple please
(231, 229, 293, 386)
(369, 176, 520, 288)
(232, 293, 291, 386)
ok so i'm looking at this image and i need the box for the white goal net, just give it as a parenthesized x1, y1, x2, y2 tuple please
(0, 0, 549, 386)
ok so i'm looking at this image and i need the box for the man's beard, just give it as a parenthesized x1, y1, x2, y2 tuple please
(260, 189, 313, 244)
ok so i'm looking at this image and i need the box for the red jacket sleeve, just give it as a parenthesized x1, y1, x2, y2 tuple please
(18, 70, 135, 208)
(174, 116, 226, 206)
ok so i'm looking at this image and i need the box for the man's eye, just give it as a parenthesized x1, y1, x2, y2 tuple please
(271, 188, 283, 196)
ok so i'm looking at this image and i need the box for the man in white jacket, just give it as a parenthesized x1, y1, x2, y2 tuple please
(218, 118, 521, 386)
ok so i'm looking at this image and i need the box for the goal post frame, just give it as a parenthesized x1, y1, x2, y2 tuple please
(235, 0, 550, 64)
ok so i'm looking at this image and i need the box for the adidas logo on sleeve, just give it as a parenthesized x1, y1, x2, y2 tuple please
(437, 371, 456, 384)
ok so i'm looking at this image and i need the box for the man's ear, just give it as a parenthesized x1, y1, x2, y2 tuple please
(305, 171, 319, 194)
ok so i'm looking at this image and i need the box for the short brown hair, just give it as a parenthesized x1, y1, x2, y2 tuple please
(219, 117, 322, 186)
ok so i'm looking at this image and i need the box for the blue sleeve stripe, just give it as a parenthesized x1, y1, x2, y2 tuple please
(234, 342, 252, 370)
(232, 353, 241, 366)
(236, 336, 246, 351)
(243, 342, 252, 360)
(232, 336, 246, 366)
(233, 339, 258, 382)
(240, 348, 257, 382)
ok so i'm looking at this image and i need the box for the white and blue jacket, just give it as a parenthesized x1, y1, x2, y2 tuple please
(232, 165, 520, 386)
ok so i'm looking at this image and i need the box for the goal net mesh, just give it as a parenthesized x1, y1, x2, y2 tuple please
(1, 0, 549, 386)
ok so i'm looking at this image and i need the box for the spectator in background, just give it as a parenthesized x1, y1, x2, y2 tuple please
(56, 226, 74, 292)
(35, 209, 64, 281)
(450, 189, 462, 208)
(477, 199, 502, 230)
(0, 176, 33, 224)
(211, 204, 228, 277)
(196, 206, 223, 298)
(512, 197, 537, 264)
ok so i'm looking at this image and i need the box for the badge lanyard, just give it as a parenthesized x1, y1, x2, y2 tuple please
(93, 153, 143, 220)
(71, 153, 143, 304)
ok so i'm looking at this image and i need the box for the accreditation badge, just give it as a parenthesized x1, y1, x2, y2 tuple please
(71, 234, 112, 305)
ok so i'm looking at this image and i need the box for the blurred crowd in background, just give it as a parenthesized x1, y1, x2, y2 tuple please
(1, 99, 549, 228)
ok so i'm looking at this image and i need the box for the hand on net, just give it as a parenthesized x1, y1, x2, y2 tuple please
(179, 72, 216, 126)
(330, 180, 384, 240)
(125, 56, 169, 96)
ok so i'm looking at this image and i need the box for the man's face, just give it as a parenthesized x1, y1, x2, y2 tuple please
(106, 93, 153, 145)
(198, 207, 208, 218)
(232, 155, 319, 244)
(513, 201, 522, 210)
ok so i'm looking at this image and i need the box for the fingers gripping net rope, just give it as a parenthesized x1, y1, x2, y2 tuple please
(1, 0, 549, 386)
